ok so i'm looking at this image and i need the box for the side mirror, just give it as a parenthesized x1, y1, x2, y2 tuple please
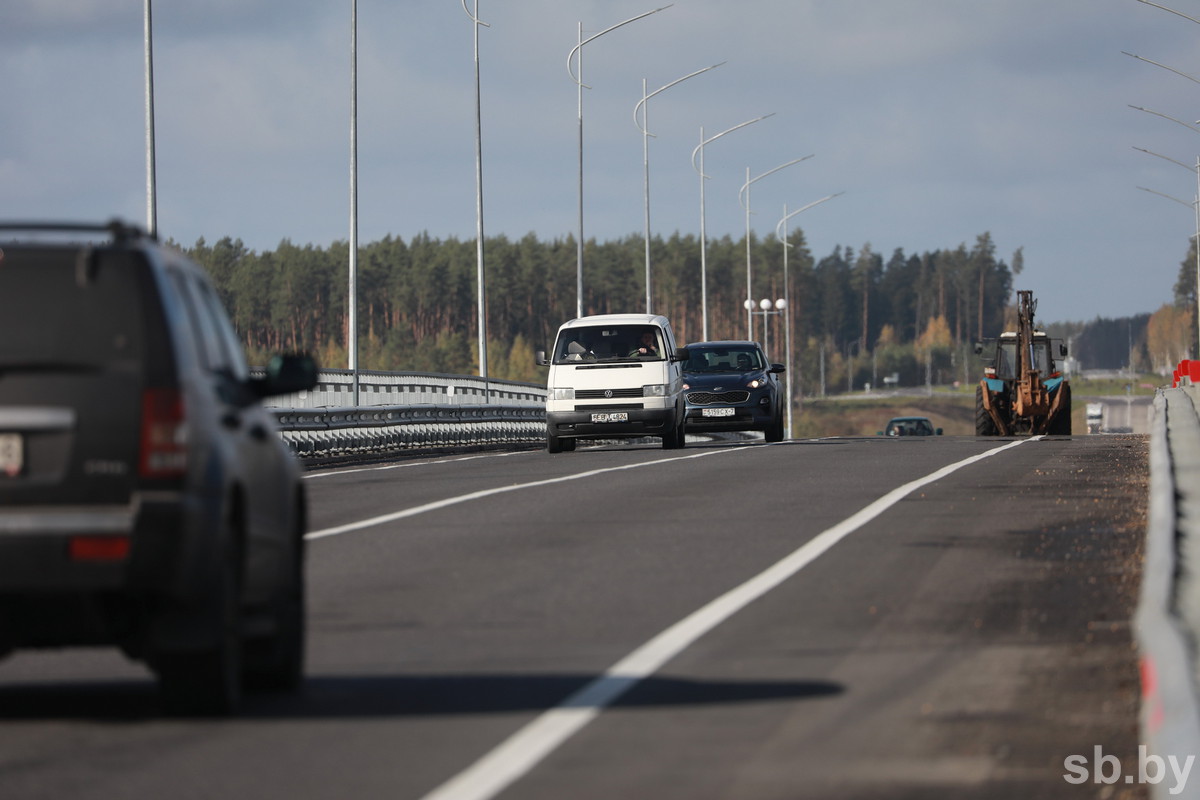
(1059, 343, 1069, 357)
(536, 350, 550, 367)
(936, 428, 944, 435)
(253, 353, 318, 399)
(671, 346, 691, 363)
(769, 363, 786, 374)
(973, 341, 983, 356)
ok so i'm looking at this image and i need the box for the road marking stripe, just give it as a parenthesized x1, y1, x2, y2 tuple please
(419, 436, 1040, 800)
(303, 450, 525, 480)
(304, 448, 739, 540)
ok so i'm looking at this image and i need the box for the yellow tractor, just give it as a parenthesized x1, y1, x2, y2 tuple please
(974, 290, 1071, 436)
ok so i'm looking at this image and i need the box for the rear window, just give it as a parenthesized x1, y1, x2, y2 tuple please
(0, 247, 147, 369)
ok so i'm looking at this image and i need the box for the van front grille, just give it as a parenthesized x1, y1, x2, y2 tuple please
(576, 388, 644, 399)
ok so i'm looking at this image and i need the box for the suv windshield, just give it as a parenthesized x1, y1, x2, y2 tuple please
(684, 345, 764, 373)
(553, 325, 664, 364)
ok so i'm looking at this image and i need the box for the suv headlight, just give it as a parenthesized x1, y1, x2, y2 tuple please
(551, 388, 575, 400)
(642, 384, 668, 397)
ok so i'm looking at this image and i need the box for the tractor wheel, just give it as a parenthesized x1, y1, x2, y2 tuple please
(1048, 385, 1072, 436)
(975, 385, 998, 436)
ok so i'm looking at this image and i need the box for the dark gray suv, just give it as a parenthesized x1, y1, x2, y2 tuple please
(0, 221, 317, 715)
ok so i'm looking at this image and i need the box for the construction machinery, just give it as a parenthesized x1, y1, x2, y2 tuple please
(974, 290, 1072, 436)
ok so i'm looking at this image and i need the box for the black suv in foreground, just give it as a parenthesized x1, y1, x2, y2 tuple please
(0, 221, 317, 714)
(682, 341, 786, 442)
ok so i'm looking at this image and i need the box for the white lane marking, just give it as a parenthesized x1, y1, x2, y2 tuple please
(419, 436, 1041, 800)
(304, 448, 739, 540)
(303, 450, 526, 480)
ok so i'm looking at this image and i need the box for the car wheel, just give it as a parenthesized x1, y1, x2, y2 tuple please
(662, 407, 686, 449)
(242, 509, 305, 693)
(765, 408, 785, 442)
(156, 523, 243, 716)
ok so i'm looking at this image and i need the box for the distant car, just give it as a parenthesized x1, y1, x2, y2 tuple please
(682, 341, 785, 442)
(0, 221, 318, 715)
(880, 416, 942, 436)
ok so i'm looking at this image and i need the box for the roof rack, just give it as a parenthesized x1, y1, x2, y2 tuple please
(0, 219, 153, 243)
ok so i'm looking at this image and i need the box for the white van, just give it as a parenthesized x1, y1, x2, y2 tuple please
(536, 314, 689, 453)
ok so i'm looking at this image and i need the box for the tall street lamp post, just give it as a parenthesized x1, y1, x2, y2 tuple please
(143, 0, 157, 237)
(691, 113, 774, 340)
(739, 157, 812, 338)
(462, 0, 490, 392)
(567, 5, 671, 320)
(348, 0, 359, 406)
(774, 193, 842, 436)
(634, 62, 725, 314)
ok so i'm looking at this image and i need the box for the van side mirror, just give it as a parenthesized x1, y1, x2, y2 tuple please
(535, 350, 550, 367)
(671, 346, 690, 363)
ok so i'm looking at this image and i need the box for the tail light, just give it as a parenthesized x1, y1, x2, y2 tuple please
(139, 388, 187, 478)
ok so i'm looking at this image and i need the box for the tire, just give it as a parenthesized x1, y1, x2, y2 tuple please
(662, 408, 686, 450)
(242, 513, 305, 693)
(1048, 385, 1072, 436)
(547, 432, 574, 453)
(975, 385, 998, 436)
(764, 409, 785, 443)
(156, 527, 243, 716)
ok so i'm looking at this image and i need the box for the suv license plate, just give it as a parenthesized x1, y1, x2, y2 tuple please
(0, 433, 23, 477)
(591, 412, 628, 423)
(702, 407, 735, 417)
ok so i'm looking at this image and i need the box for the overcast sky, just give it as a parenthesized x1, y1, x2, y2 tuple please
(4, 0, 1199, 322)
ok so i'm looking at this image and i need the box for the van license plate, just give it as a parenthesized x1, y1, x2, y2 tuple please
(0, 434, 23, 477)
(702, 407, 735, 417)
(591, 412, 628, 423)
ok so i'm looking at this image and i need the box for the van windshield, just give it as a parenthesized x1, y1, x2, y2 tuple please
(553, 325, 664, 364)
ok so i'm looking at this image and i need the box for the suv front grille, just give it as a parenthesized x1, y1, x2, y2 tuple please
(687, 390, 750, 405)
(576, 388, 644, 399)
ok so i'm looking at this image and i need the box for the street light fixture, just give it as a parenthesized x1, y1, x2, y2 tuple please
(567, 4, 671, 320)
(743, 297, 785, 360)
(691, 113, 774, 340)
(739, 157, 813, 338)
(634, 61, 725, 314)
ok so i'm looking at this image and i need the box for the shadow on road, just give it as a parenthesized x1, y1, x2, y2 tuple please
(0, 673, 843, 721)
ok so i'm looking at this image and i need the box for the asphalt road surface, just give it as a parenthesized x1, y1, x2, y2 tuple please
(0, 434, 1148, 799)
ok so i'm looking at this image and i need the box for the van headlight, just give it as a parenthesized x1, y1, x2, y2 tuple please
(642, 384, 668, 397)
(551, 388, 575, 400)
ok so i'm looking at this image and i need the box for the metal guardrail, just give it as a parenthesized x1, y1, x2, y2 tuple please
(272, 404, 547, 461)
(1138, 385, 1200, 799)
(263, 370, 549, 461)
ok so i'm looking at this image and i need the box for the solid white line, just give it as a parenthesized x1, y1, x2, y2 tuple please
(303, 450, 525, 480)
(304, 448, 740, 540)
(418, 436, 1041, 800)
